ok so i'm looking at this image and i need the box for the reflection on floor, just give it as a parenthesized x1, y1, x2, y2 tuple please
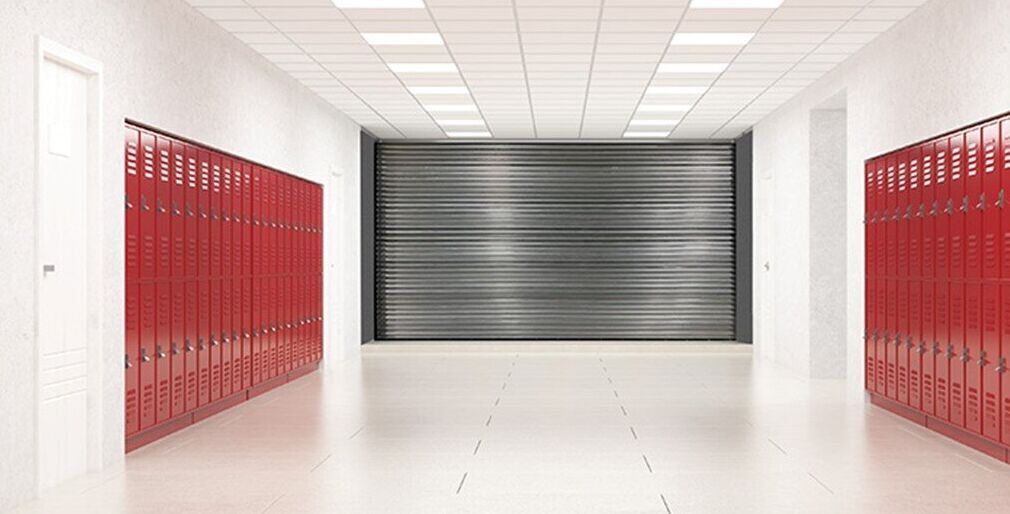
(13, 344, 1010, 513)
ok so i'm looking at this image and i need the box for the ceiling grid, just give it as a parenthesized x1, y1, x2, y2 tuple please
(187, 0, 929, 140)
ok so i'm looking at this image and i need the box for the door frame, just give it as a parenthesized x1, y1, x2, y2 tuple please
(34, 36, 104, 493)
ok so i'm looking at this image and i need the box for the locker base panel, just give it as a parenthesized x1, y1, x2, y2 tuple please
(126, 360, 320, 453)
(869, 391, 1009, 463)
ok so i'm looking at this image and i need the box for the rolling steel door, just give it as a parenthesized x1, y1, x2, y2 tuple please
(375, 142, 736, 341)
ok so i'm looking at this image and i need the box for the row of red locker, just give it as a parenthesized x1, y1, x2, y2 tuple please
(125, 124, 324, 438)
(125, 277, 322, 435)
(125, 128, 322, 283)
(864, 117, 1010, 282)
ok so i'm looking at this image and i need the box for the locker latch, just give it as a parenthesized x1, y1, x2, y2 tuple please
(157, 198, 166, 214)
(996, 357, 1007, 374)
(960, 348, 971, 363)
(140, 195, 150, 212)
(976, 192, 986, 210)
(232, 331, 239, 343)
(944, 199, 954, 216)
(977, 351, 988, 368)
(172, 200, 181, 216)
(221, 332, 229, 344)
(125, 193, 133, 210)
(211, 208, 218, 221)
(125, 354, 133, 369)
(906, 335, 914, 349)
(210, 336, 219, 347)
(186, 204, 195, 217)
(243, 331, 251, 339)
(945, 345, 955, 359)
(960, 195, 969, 213)
(892, 208, 900, 222)
(917, 204, 925, 218)
(156, 345, 166, 359)
(930, 201, 938, 217)
(932, 341, 941, 355)
(198, 338, 206, 351)
(140, 348, 151, 363)
(903, 206, 912, 220)
(200, 206, 207, 219)
(916, 341, 927, 355)
(999, 190, 1006, 209)
(171, 342, 180, 355)
(185, 338, 195, 352)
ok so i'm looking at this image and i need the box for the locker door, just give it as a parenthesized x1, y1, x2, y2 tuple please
(211, 155, 222, 279)
(229, 161, 242, 392)
(251, 166, 263, 385)
(935, 280, 951, 421)
(982, 124, 1001, 280)
(897, 278, 910, 404)
(184, 280, 198, 412)
(896, 152, 910, 405)
(170, 142, 187, 416)
(139, 132, 156, 282)
(909, 280, 922, 409)
(185, 146, 199, 281)
(155, 136, 172, 422)
(949, 134, 966, 280)
(220, 276, 232, 398)
(1002, 283, 1010, 446)
(155, 279, 171, 422)
(950, 281, 966, 427)
(921, 143, 937, 415)
(199, 150, 211, 281)
(171, 280, 185, 417)
(936, 139, 950, 282)
(1002, 118, 1010, 446)
(966, 129, 983, 280)
(910, 148, 922, 280)
(965, 282, 982, 432)
(875, 160, 888, 393)
(221, 160, 233, 397)
(241, 165, 253, 388)
(922, 275, 936, 415)
(210, 278, 222, 402)
(139, 282, 156, 430)
(156, 137, 172, 281)
(982, 283, 999, 440)
(171, 143, 186, 280)
(125, 129, 140, 435)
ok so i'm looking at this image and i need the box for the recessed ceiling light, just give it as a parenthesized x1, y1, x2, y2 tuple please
(362, 33, 443, 46)
(409, 86, 468, 95)
(689, 0, 783, 8)
(629, 119, 681, 126)
(624, 131, 670, 138)
(645, 86, 708, 95)
(657, 63, 728, 73)
(333, 0, 425, 8)
(670, 33, 754, 46)
(388, 63, 457, 73)
(424, 104, 478, 112)
(436, 119, 485, 126)
(446, 131, 491, 138)
(637, 105, 693, 113)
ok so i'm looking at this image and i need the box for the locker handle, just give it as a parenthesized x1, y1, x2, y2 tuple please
(186, 204, 195, 217)
(959, 348, 971, 363)
(140, 195, 150, 212)
(198, 338, 206, 351)
(903, 207, 911, 220)
(243, 331, 251, 339)
(185, 339, 194, 352)
(210, 337, 219, 347)
(156, 345, 166, 359)
(944, 346, 955, 359)
(960, 195, 969, 213)
(125, 193, 133, 210)
(976, 193, 986, 210)
(211, 208, 218, 221)
(930, 201, 938, 217)
(905, 336, 914, 349)
(998, 189, 1006, 208)
(932, 342, 941, 355)
(125, 354, 133, 369)
(157, 198, 166, 214)
(232, 331, 239, 342)
(916, 204, 925, 218)
(944, 199, 953, 215)
(172, 201, 181, 216)
(140, 348, 151, 363)
(200, 207, 207, 219)
(916, 342, 927, 355)
(221, 332, 229, 344)
(977, 351, 988, 368)
(996, 358, 1007, 374)
(171, 342, 180, 355)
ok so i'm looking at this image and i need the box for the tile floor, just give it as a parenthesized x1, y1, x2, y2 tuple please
(12, 344, 1010, 513)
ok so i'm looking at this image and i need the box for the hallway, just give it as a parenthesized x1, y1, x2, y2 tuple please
(14, 345, 1010, 514)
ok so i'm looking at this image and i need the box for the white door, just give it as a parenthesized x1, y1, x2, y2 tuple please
(37, 55, 91, 492)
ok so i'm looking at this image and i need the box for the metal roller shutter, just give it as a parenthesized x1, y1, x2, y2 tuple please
(376, 141, 736, 340)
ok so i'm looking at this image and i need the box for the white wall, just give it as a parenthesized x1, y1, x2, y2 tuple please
(0, 0, 361, 510)
(753, 0, 1010, 395)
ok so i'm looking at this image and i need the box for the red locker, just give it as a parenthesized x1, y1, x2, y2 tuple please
(950, 282, 967, 427)
(982, 124, 1001, 280)
(140, 132, 157, 281)
(198, 278, 211, 406)
(935, 281, 951, 421)
(156, 137, 172, 280)
(184, 280, 198, 412)
(949, 133, 966, 279)
(909, 148, 922, 280)
(965, 282, 982, 433)
(139, 282, 156, 430)
(170, 280, 186, 418)
(222, 160, 234, 281)
(199, 150, 211, 280)
(125, 128, 140, 435)
(211, 155, 222, 279)
(154, 136, 172, 423)
(171, 142, 187, 280)
(170, 142, 187, 417)
(896, 152, 910, 405)
(155, 281, 171, 423)
(966, 129, 983, 280)
(936, 139, 951, 281)
(221, 277, 233, 398)
(210, 278, 222, 402)
(897, 153, 909, 279)
(923, 277, 936, 415)
(982, 283, 1000, 440)
(1002, 284, 1010, 446)
(185, 146, 199, 279)
(897, 277, 910, 404)
(266, 276, 277, 379)
(1003, 118, 1010, 277)
(909, 280, 922, 409)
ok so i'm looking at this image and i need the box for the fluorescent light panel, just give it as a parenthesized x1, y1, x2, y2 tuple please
(409, 86, 468, 95)
(629, 119, 680, 126)
(658, 63, 728, 73)
(690, 0, 783, 8)
(388, 63, 457, 73)
(446, 131, 491, 138)
(637, 105, 693, 113)
(670, 33, 754, 46)
(436, 119, 485, 126)
(624, 131, 670, 138)
(332, 0, 425, 8)
(646, 86, 709, 95)
(361, 33, 443, 46)
(423, 104, 478, 112)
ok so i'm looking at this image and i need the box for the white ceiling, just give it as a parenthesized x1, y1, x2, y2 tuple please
(185, 0, 929, 140)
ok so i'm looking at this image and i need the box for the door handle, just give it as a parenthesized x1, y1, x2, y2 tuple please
(185, 338, 194, 352)
(997, 357, 1007, 374)
(140, 348, 151, 363)
(960, 348, 971, 363)
(171, 342, 180, 355)
(125, 354, 133, 369)
(977, 193, 986, 210)
(977, 351, 988, 368)
(156, 345, 166, 359)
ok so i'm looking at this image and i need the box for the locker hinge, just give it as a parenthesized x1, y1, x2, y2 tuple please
(125, 193, 133, 210)
(185, 338, 194, 352)
(960, 195, 969, 213)
(171, 342, 180, 355)
(977, 351, 988, 368)
(156, 345, 166, 359)
(944, 199, 954, 215)
(960, 347, 971, 363)
(996, 357, 1007, 374)
(125, 354, 133, 369)
(977, 192, 986, 210)
(140, 348, 151, 363)
(930, 201, 938, 217)
(999, 189, 1006, 209)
